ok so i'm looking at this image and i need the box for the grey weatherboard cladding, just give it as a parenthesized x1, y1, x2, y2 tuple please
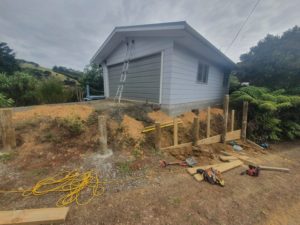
(108, 53, 161, 103)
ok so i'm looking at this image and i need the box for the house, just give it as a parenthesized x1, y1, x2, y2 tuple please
(91, 21, 235, 115)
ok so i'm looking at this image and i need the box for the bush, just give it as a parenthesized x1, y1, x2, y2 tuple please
(231, 86, 300, 142)
(0, 72, 39, 106)
(37, 77, 66, 103)
(56, 116, 85, 136)
(0, 93, 14, 107)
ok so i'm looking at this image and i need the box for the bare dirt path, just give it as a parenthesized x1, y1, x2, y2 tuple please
(67, 141, 300, 225)
(1, 141, 299, 225)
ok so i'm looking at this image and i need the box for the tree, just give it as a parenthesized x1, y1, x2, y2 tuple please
(81, 63, 104, 95)
(236, 26, 300, 90)
(0, 42, 19, 74)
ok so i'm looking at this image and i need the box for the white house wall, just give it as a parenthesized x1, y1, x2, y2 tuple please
(165, 44, 228, 112)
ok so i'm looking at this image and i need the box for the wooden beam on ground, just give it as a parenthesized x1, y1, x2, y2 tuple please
(196, 134, 221, 145)
(0, 109, 16, 151)
(155, 122, 161, 150)
(187, 163, 224, 175)
(161, 142, 192, 151)
(206, 106, 211, 138)
(225, 130, 241, 141)
(220, 151, 257, 165)
(231, 110, 235, 131)
(259, 166, 290, 173)
(173, 118, 178, 146)
(0, 207, 69, 225)
(219, 155, 238, 162)
(247, 139, 264, 150)
(222, 95, 229, 143)
(187, 160, 243, 182)
(241, 101, 249, 142)
(192, 117, 199, 145)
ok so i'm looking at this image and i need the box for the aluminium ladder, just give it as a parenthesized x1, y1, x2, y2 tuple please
(114, 40, 134, 103)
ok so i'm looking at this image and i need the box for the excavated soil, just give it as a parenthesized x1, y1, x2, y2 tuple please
(13, 105, 94, 122)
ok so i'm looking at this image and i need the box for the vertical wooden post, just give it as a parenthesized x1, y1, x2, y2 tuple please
(155, 122, 161, 150)
(206, 106, 211, 138)
(193, 117, 199, 145)
(173, 118, 178, 146)
(0, 109, 16, 151)
(98, 115, 108, 152)
(222, 95, 229, 143)
(241, 101, 249, 142)
(231, 110, 235, 131)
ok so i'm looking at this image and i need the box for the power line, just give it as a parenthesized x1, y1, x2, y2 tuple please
(225, 0, 261, 53)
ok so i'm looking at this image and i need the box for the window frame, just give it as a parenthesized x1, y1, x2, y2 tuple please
(197, 62, 209, 84)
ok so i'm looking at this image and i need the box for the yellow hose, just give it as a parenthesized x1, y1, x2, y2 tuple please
(0, 168, 184, 207)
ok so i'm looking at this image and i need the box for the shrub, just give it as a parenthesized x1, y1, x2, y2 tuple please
(37, 77, 66, 103)
(56, 116, 85, 136)
(231, 86, 300, 142)
(0, 93, 14, 107)
(0, 72, 39, 106)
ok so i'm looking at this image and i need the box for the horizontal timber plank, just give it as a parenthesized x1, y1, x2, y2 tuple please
(225, 130, 241, 141)
(196, 135, 221, 145)
(192, 160, 243, 182)
(0, 207, 69, 225)
(161, 142, 192, 151)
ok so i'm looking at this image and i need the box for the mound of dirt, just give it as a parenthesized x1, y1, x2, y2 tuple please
(199, 108, 223, 121)
(180, 111, 196, 125)
(121, 115, 145, 141)
(13, 105, 94, 122)
(147, 111, 172, 123)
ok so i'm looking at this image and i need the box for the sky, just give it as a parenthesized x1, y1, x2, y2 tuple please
(0, 0, 299, 71)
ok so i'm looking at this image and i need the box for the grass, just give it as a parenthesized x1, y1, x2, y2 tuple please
(116, 161, 133, 175)
(19, 62, 78, 83)
(0, 152, 16, 163)
(167, 196, 181, 207)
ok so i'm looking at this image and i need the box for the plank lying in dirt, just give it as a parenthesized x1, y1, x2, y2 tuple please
(219, 155, 238, 162)
(0, 207, 69, 225)
(187, 160, 243, 182)
(220, 151, 257, 165)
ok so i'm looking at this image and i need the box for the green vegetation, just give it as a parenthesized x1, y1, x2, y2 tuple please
(0, 152, 16, 163)
(231, 26, 300, 143)
(0, 41, 104, 107)
(236, 26, 300, 91)
(116, 161, 133, 175)
(0, 92, 14, 107)
(56, 116, 85, 136)
(231, 86, 300, 142)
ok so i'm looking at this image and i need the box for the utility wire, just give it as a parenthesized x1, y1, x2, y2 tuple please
(225, 0, 261, 53)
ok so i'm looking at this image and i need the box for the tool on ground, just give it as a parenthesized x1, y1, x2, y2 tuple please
(240, 165, 260, 176)
(185, 157, 197, 167)
(196, 167, 225, 187)
(159, 160, 188, 168)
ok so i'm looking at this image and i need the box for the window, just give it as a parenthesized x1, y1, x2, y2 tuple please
(197, 63, 209, 83)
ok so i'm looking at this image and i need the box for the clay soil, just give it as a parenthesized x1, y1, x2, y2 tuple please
(0, 101, 299, 225)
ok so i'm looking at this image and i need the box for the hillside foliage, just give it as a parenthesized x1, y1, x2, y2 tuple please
(231, 86, 300, 142)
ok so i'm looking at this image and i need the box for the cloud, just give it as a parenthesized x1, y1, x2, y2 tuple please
(0, 0, 299, 70)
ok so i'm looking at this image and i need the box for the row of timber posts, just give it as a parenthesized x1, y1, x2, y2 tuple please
(0, 109, 16, 151)
(153, 94, 249, 150)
